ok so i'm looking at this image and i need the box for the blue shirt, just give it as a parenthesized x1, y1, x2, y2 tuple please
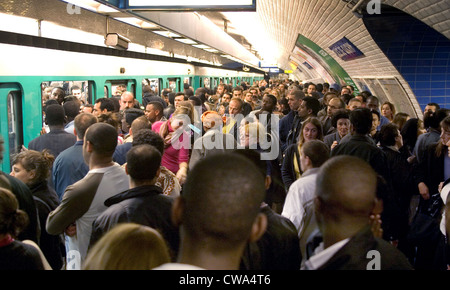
(52, 141, 89, 200)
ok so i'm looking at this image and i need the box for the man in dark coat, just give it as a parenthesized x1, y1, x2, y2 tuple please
(89, 144, 179, 260)
(303, 155, 413, 270)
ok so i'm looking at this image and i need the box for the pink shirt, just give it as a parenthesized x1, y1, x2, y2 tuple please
(153, 121, 190, 174)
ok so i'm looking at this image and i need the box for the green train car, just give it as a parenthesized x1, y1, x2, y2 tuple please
(0, 43, 263, 172)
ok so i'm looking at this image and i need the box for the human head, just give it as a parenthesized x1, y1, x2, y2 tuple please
(126, 144, 161, 183)
(97, 112, 120, 131)
(327, 97, 346, 117)
(341, 87, 351, 96)
(298, 117, 323, 145)
(228, 98, 243, 116)
(63, 100, 80, 121)
(145, 101, 164, 123)
(222, 92, 232, 104)
(10, 150, 54, 187)
(132, 129, 164, 155)
(381, 102, 395, 120)
(347, 98, 362, 111)
(124, 108, 145, 131)
(261, 94, 277, 113)
(298, 96, 321, 119)
(349, 108, 373, 135)
(50, 87, 65, 105)
(44, 104, 66, 127)
(83, 122, 118, 164)
(240, 121, 267, 148)
(392, 112, 410, 131)
(371, 109, 381, 132)
(379, 123, 402, 148)
(400, 118, 424, 149)
(172, 153, 267, 269)
(287, 89, 305, 111)
(314, 155, 377, 237)
(0, 188, 29, 238)
(74, 113, 98, 140)
(201, 111, 224, 131)
(307, 84, 317, 95)
(331, 109, 350, 138)
(216, 84, 227, 97)
(83, 223, 170, 270)
(424, 103, 440, 115)
(71, 86, 82, 99)
(93, 98, 115, 117)
(440, 116, 450, 147)
(365, 96, 380, 111)
(174, 93, 186, 108)
(82, 104, 94, 114)
(232, 86, 244, 99)
(120, 91, 135, 110)
(300, 140, 330, 172)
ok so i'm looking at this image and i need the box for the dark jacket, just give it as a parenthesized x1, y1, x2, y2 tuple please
(90, 185, 179, 259)
(317, 226, 413, 270)
(241, 204, 301, 270)
(331, 134, 390, 183)
(281, 143, 301, 190)
(30, 181, 65, 270)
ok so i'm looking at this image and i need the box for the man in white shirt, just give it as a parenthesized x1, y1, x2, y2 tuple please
(281, 140, 330, 265)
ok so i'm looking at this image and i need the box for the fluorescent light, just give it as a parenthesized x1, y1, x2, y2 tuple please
(0, 13, 39, 36)
(175, 38, 198, 45)
(203, 48, 219, 53)
(193, 44, 211, 49)
(153, 30, 181, 38)
(114, 17, 159, 29)
(40, 21, 106, 46)
(61, 0, 119, 13)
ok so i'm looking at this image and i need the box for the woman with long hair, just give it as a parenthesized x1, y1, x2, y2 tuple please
(281, 117, 323, 190)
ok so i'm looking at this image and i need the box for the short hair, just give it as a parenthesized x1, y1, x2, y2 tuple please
(287, 88, 305, 100)
(232, 149, 267, 178)
(315, 155, 377, 219)
(85, 122, 118, 157)
(303, 96, 321, 116)
(45, 104, 66, 126)
(350, 108, 373, 135)
(124, 108, 145, 127)
(130, 115, 150, 135)
(379, 123, 399, 147)
(132, 129, 165, 155)
(301, 140, 330, 168)
(95, 98, 115, 112)
(63, 100, 80, 119)
(230, 97, 244, 110)
(126, 144, 161, 181)
(147, 101, 164, 117)
(74, 113, 98, 139)
(331, 109, 350, 128)
(426, 108, 449, 129)
(181, 153, 266, 249)
(371, 109, 380, 121)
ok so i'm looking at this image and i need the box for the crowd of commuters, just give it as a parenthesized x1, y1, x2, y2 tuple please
(1, 78, 449, 271)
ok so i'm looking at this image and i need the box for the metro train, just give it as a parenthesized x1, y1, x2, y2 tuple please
(0, 41, 264, 172)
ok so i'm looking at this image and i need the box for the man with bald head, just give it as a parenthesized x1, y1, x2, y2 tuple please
(303, 155, 412, 270)
(155, 153, 267, 270)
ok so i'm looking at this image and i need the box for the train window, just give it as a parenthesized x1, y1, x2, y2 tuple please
(41, 80, 92, 106)
(142, 78, 161, 96)
(168, 78, 181, 92)
(7, 91, 23, 168)
(203, 77, 210, 89)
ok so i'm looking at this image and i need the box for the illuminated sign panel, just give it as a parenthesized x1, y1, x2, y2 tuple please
(126, 0, 256, 11)
(329, 37, 365, 61)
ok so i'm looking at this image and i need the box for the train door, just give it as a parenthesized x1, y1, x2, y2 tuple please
(0, 84, 23, 172)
